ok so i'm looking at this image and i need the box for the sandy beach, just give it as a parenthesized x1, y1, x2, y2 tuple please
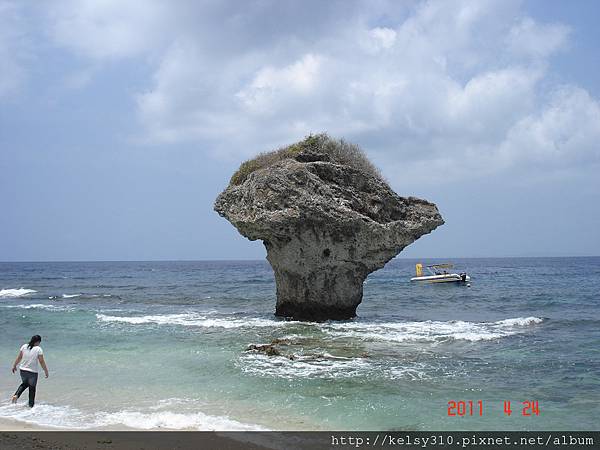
(0, 418, 48, 431)
(0, 418, 272, 450)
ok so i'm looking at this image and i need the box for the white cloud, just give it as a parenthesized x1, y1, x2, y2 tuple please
(39, 0, 600, 184)
(500, 86, 600, 167)
(506, 17, 569, 59)
(46, 0, 170, 60)
(236, 54, 323, 113)
(363, 27, 397, 53)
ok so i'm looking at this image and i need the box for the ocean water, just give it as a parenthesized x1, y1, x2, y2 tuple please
(0, 257, 599, 431)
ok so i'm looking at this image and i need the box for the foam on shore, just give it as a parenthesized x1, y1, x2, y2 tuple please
(0, 402, 267, 431)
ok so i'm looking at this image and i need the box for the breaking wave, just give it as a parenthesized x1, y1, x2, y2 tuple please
(0, 401, 266, 431)
(238, 352, 373, 379)
(322, 316, 544, 343)
(95, 312, 543, 343)
(48, 294, 116, 300)
(237, 352, 456, 381)
(96, 410, 266, 431)
(0, 288, 37, 298)
(96, 313, 289, 329)
(0, 303, 69, 311)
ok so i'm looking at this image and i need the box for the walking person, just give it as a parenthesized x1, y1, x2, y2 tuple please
(11, 335, 49, 407)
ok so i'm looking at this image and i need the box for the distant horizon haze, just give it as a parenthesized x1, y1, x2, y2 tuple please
(2, 255, 599, 264)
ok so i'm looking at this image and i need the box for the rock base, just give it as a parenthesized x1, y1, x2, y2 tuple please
(275, 302, 359, 321)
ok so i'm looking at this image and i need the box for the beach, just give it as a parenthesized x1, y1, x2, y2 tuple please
(0, 420, 271, 449)
(0, 430, 270, 450)
(0, 418, 48, 431)
(1, 258, 599, 431)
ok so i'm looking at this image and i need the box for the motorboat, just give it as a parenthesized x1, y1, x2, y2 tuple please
(410, 263, 471, 284)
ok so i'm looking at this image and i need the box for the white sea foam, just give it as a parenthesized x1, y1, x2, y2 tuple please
(49, 293, 114, 299)
(0, 403, 86, 429)
(96, 313, 289, 329)
(322, 316, 544, 343)
(95, 312, 543, 342)
(0, 288, 37, 298)
(388, 363, 432, 381)
(0, 402, 266, 431)
(238, 353, 372, 379)
(494, 317, 544, 327)
(96, 410, 267, 431)
(0, 303, 67, 311)
(239, 351, 445, 381)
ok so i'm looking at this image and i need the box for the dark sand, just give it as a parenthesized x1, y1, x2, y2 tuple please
(0, 431, 272, 450)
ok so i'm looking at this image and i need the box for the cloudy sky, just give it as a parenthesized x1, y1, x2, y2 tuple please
(1, 0, 599, 261)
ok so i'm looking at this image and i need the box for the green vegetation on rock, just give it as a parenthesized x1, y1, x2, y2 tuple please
(229, 133, 382, 186)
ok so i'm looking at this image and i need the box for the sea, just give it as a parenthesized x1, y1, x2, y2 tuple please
(0, 257, 598, 431)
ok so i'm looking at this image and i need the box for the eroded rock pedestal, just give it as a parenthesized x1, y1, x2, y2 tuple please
(215, 138, 444, 321)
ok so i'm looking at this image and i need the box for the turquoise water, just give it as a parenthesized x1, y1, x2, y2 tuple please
(0, 258, 599, 430)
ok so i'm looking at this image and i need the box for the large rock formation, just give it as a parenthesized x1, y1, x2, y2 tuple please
(214, 135, 444, 321)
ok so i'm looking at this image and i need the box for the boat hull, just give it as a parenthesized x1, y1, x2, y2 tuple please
(410, 274, 470, 283)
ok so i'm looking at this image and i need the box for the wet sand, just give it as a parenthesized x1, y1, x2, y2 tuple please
(0, 420, 270, 450)
(0, 431, 271, 450)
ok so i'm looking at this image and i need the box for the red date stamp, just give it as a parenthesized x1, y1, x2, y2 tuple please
(447, 400, 540, 417)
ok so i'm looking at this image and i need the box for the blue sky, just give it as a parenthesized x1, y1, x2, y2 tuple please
(1, 0, 599, 261)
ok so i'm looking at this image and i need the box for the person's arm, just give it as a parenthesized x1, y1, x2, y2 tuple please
(12, 349, 23, 373)
(38, 354, 49, 378)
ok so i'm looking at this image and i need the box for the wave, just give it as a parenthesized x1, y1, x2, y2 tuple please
(95, 312, 543, 342)
(388, 364, 431, 381)
(96, 410, 266, 431)
(237, 352, 447, 381)
(494, 317, 544, 327)
(0, 303, 68, 311)
(0, 401, 266, 431)
(238, 352, 373, 380)
(96, 313, 289, 329)
(0, 288, 37, 298)
(322, 316, 545, 343)
(48, 294, 117, 300)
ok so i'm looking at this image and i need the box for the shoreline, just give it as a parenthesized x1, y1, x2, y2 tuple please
(0, 420, 272, 450)
(0, 418, 51, 431)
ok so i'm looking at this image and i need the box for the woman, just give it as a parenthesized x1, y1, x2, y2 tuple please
(11, 335, 49, 408)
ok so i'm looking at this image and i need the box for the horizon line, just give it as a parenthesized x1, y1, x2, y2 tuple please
(1, 255, 599, 263)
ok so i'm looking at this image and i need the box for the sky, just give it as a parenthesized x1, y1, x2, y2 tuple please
(0, 0, 599, 261)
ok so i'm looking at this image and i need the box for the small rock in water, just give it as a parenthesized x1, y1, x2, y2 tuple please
(246, 343, 281, 357)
